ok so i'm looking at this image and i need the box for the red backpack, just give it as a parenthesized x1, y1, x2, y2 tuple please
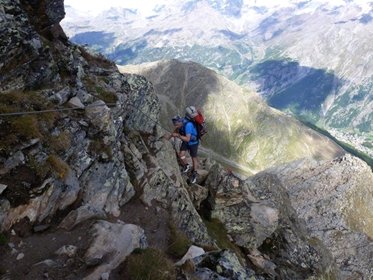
(193, 109, 207, 140)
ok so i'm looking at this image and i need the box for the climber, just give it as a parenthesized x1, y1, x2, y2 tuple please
(166, 109, 199, 184)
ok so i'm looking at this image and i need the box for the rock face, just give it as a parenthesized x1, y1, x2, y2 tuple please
(202, 155, 373, 279)
(0, 1, 215, 278)
(83, 221, 147, 280)
(268, 154, 373, 279)
(192, 250, 258, 280)
(204, 165, 333, 279)
(0, 0, 146, 231)
(0, 0, 67, 92)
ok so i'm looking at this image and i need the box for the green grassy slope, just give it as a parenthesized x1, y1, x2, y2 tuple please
(119, 60, 345, 172)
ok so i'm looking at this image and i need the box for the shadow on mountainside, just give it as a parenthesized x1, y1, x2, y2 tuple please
(71, 31, 116, 52)
(250, 59, 344, 112)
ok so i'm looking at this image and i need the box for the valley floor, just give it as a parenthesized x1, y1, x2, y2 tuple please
(328, 128, 373, 158)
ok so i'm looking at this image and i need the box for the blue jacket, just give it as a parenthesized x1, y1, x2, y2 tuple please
(180, 119, 199, 145)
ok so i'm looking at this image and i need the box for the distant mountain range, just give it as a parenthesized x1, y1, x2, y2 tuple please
(62, 0, 373, 158)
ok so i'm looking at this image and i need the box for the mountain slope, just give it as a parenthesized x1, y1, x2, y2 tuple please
(119, 59, 344, 172)
(1, 1, 372, 279)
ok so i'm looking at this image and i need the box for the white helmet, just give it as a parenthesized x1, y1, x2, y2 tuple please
(185, 106, 198, 119)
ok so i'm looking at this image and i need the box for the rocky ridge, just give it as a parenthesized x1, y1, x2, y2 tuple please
(0, 1, 372, 280)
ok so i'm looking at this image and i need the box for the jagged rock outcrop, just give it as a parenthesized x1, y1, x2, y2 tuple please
(0, 0, 213, 278)
(268, 154, 373, 279)
(201, 154, 373, 279)
(191, 250, 260, 280)
(0, 0, 161, 231)
(122, 130, 213, 246)
(204, 164, 334, 279)
(0, 0, 68, 92)
(83, 221, 147, 280)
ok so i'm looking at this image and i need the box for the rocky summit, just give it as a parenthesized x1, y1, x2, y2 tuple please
(0, 1, 373, 280)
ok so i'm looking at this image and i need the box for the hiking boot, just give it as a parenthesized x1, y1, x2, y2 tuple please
(182, 164, 192, 173)
(190, 171, 197, 184)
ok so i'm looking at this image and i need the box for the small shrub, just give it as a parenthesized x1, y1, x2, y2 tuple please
(204, 218, 229, 248)
(47, 155, 69, 179)
(203, 218, 245, 263)
(0, 90, 58, 155)
(38, 111, 58, 131)
(48, 131, 71, 153)
(127, 248, 176, 280)
(78, 46, 115, 69)
(83, 77, 117, 104)
(10, 115, 42, 140)
(0, 134, 18, 156)
(28, 156, 51, 179)
(95, 86, 117, 104)
(0, 91, 52, 112)
(167, 223, 191, 258)
(0, 103, 18, 114)
(0, 233, 8, 245)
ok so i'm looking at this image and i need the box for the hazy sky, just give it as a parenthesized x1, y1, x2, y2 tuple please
(64, 0, 372, 16)
(64, 0, 167, 15)
(64, 0, 294, 15)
